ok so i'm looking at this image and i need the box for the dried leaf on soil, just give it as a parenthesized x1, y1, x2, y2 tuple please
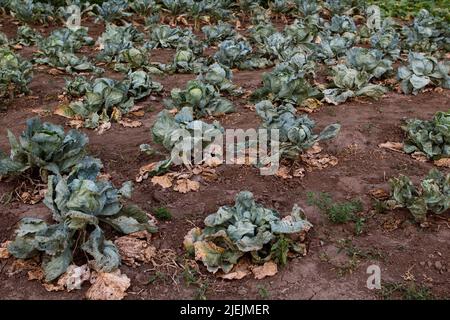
(0, 241, 11, 259)
(151, 174, 174, 189)
(86, 270, 130, 300)
(68, 119, 84, 129)
(298, 98, 323, 113)
(378, 142, 404, 153)
(201, 168, 218, 181)
(251, 261, 278, 279)
(20, 189, 45, 205)
(293, 167, 305, 178)
(60, 264, 91, 292)
(28, 267, 44, 281)
(218, 262, 250, 280)
(118, 119, 142, 128)
(434, 158, 450, 168)
(96, 122, 111, 135)
(54, 105, 75, 118)
(368, 188, 390, 201)
(382, 217, 403, 232)
(300, 152, 338, 170)
(276, 166, 292, 179)
(203, 155, 223, 167)
(114, 232, 157, 267)
(411, 151, 428, 162)
(173, 178, 200, 193)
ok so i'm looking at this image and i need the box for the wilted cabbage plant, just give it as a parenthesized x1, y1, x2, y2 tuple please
(8, 157, 157, 281)
(202, 21, 236, 44)
(60, 72, 162, 128)
(0, 47, 33, 101)
(402, 111, 450, 159)
(196, 63, 242, 95)
(34, 27, 99, 73)
(184, 191, 313, 273)
(402, 9, 449, 53)
(14, 25, 42, 46)
(251, 53, 319, 106)
(9, 0, 54, 24)
(387, 169, 449, 223)
(248, 23, 277, 45)
(36, 27, 94, 54)
(170, 47, 205, 73)
(324, 64, 386, 105)
(214, 39, 271, 70)
(345, 47, 393, 79)
(325, 15, 357, 35)
(93, 0, 132, 23)
(163, 80, 234, 117)
(96, 24, 144, 63)
(256, 100, 341, 159)
(152, 106, 223, 159)
(314, 34, 354, 65)
(0, 118, 88, 179)
(145, 25, 198, 49)
(397, 52, 450, 95)
(370, 23, 401, 60)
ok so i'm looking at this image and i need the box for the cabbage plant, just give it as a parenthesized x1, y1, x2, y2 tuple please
(8, 157, 157, 281)
(284, 18, 319, 53)
(345, 47, 393, 79)
(256, 100, 341, 159)
(202, 21, 236, 44)
(0, 117, 88, 178)
(387, 169, 450, 223)
(14, 25, 42, 46)
(251, 53, 319, 105)
(402, 111, 450, 159)
(248, 23, 277, 45)
(145, 25, 198, 50)
(196, 63, 242, 95)
(61, 72, 162, 128)
(36, 27, 94, 55)
(402, 9, 448, 53)
(9, 0, 54, 24)
(129, 0, 158, 16)
(36, 51, 102, 74)
(326, 15, 357, 35)
(397, 52, 450, 95)
(152, 106, 223, 153)
(94, 0, 132, 23)
(170, 47, 205, 73)
(314, 33, 354, 65)
(214, 39, 271, 70)
(369, 20, 401, 60)
(184, 191, 313, 273)
(96, 24, 144, 63)
(163, 80, 234, 117)
(64, 76, 92, 98)
(0, 47, 33, 100)
(324, 64, 386, 105)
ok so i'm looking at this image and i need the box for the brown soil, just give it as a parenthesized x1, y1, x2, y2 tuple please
(0, 15, 449, 300)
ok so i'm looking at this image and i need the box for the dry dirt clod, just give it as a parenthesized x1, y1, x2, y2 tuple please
(434, 261, 443, 271)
